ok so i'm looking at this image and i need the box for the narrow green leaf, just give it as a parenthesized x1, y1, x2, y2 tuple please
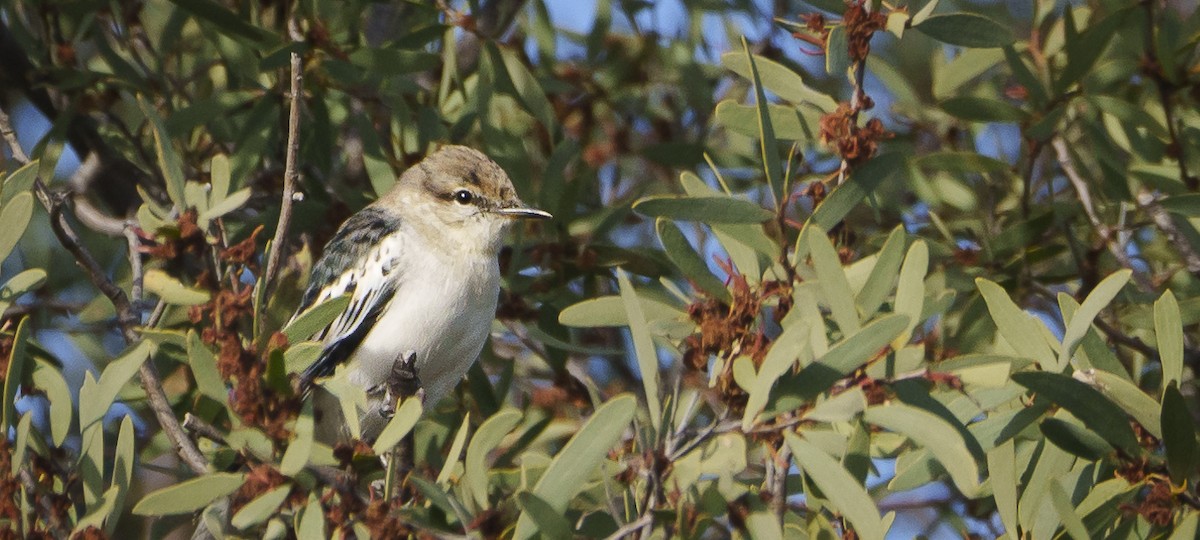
(516, 492, 574, 538)
(914, 13, 1015, 48)
(892, 240, 928, 348)
(803, 387, 867, 423)
(1168, 511, 1199, 540)
(655, 218, 731, 302)
(31, 360, 71, 446)
(134, 474, 247, 516)
(279, 400, 314, 476)
(1089, 370, 1162, 439)
(558, 295, 683, 328)
(1161, 383, 1199, 485)
(144, 269, 211, 305)
(865, 404, 980, 496)
(73, 486, 120, 535)
(720, 53, 837, 111)
(1055, 7, 1131, 93)
(743, 317, 810, 429)
(940, 96, 1028, 122)
(136, 96, 186, 207)
(987, 440, 1018, 536)
(807, 225, 860, 334)
(1160, 194, 1200, 217)
(297, 494, 325, 540)
(976, 278, 1055, 367)
(198, 187, 250, 224)
(1049, 482, 1089, 540)
(1040, 416, 1113, 460)
(0, 192, 33, 261)
(11, 412, 31, 477)
(856, 226, 906, 319)
(168, 0, 277, 44)
(231, 484, 292, 530)
(786, 314, 909, 400)
(617, 268, 662, 433)
(282, 295, 352, 343)
(825, 25, 851, 77)
(1155, 290, 1183, 392)
(785, 433, 885, 540)
(1011, 372, 1139, 454)
(372, 396, 423, 455)
(2, 317, 30, 432)
(465, 409, 522, 510)
(513, 395, 636, 540)
(107, 415, 135, 536)
(0, 268, 48, 316)
(632, 195, 773, 224)
(1059, 270, 1130, 371)
(188, 330, 228, 403)
(209, 153, 231, 202)
(743, 38, 783, 207)
(1, 160, 39, 204)
(807, 153, 904, 232)
(499, 49, 555, 131)
(83, 341, 156, 431)
(437, 413, 471, 485)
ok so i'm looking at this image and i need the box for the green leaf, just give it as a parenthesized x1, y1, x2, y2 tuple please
(976, 278, 1055, 367)
(743, 317, 811, 429)
(437, 413, 471, 485)
(1089, 370, 1162, 439)
(73, 486, 120, 535)
(807, 225, 860, 334)
(1055, 7, 1131, 93)
(825, 25, 851, 77)
(134, 473, 247, 516)
(144, 269, 211, 305)
(282, 295, 352, 343)
(714, 101, 815, 142)
(743, 38, 784, 207)
(1161, 383, 1199, 485)
(198, 187, 250, 224)
(108, 415, 135, 536)
(1, 160, 39, 204)
(11, 412, 31, 477)
(1011, 372, 1139, 454)
(279, 400, 314, 476)
(372, 396, 423, 455)
(231, 484, 292, 530)
(655, 218, 731, 302)
(558, 295, 683, 328)
(807, 153, 904, 232)
(0, 191, 33, 261)
(617, 269, 662, 433)
(632, 195, 774, 224)
(137, 96, 187, 208)
(516, 492, 574, 538)
(0, 268, 48, 315)
(803, 387, 867, 423)
(297, 494, 325, 540)
(1048, 481, 1089, 540)
(940, 96, 1028, 122)
(720, 53, 837, 111)
(513, 395, 636, 540)
(987, 441, 1018, 536)
(1040, 416, 1113, 460)
(1169, 511, 1199, 540)
(864, 404, 980, 496)
(465, 409, 522, 510)
(2, 317, 30, 432)
(188, 330, 227, 404)
(83, 341, 156, 431)
(1155, 290, 1183, 392)
(856, 226, 906, 319)
(499, 49, 555, 131)
(1159, 194, 1200, 217)
(1059, 270, 1130, 371)
(168, 0, 277, 44)
(31, 359, 71, 446)
(785, 314, 909, 400)
(785, 432, 886, 540)
(209, 153, 231, 202)
(914, 13, 1015, 48)
(891, 240, 928, 349)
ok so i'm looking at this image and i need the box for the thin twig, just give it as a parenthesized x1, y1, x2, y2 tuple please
(262, 17, 305, 302)
(1051, 137, 1154, 292)
(183, 413, 227, 445)
(0, 106, 209, 475)
(602, 514, 653, 540)
(125, 225, 145, 305)
(1136, 189, 1200, 278)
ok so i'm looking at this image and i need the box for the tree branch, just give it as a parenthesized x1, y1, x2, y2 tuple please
(1051, 136, 1154, 292)
(262, 17, 305, 303)
(0, 106, 209, 475)
(1136, 189, 1200, 279)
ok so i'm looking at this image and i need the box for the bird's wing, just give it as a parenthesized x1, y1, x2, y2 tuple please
(291, 207, 405, 384)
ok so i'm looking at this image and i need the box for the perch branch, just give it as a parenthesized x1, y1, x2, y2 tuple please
(0, 106, 209, 475)
(262, 18, 305, 301)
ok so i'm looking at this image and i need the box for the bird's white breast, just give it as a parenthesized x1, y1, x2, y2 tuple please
(346, 229, 500, 409)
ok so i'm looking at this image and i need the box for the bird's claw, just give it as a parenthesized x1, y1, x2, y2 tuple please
(380, 351, 423, 419)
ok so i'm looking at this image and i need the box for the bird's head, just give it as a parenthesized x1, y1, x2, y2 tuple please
(380, 145, 551, 254)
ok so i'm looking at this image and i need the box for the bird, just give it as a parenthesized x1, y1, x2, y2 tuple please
(290, 145, 551, 441)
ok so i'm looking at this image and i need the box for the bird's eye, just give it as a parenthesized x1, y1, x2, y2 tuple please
(454, 190, 474, 204)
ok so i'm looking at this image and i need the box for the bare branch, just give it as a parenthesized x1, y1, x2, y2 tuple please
(0, 105, 209, 475)
(1051, 137, 1154, 292)
(262, 18, 305, 303)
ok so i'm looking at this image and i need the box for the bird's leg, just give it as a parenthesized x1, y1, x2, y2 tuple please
(383, 350, 422, 503)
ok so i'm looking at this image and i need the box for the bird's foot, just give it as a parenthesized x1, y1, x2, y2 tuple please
(380, 351, 423, 419)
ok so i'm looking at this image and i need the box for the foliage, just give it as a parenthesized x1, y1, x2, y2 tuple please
(0, 0, 1198, 538)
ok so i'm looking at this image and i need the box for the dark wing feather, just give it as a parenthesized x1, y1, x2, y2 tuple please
(292, 207, 404, 386)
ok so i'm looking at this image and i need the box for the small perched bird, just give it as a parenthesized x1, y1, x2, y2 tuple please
(292, 145, 550, 440)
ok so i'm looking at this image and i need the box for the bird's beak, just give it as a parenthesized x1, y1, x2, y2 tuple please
(494, 205, 553, 220)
